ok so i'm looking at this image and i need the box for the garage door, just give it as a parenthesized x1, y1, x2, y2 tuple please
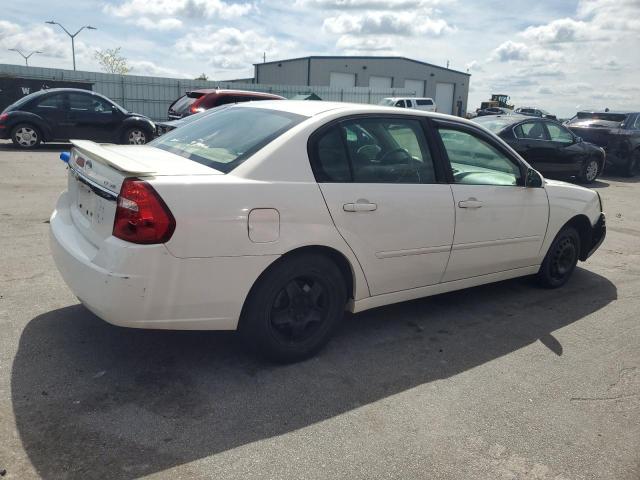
(330, 72, 356, 88)
(404, 79, 425, 97)
(369, 75, 392, 89)
(435, 83, 455, 115)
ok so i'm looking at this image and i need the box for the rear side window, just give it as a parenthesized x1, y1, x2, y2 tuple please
(311, 117, 437, 184)
(150, 106, 305, 173)
(514, 121, 549, 140)
(416, 99, 433, 106)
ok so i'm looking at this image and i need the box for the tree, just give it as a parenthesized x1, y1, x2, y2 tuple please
(195, 73, 208, 81)
(94, 47, 130, 75)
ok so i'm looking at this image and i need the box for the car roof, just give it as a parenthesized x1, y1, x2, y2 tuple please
(474, 114, 549, 126)
(188, 88, 284, 98)
(577, 110, 638, 115)
(236, 99, 468, 121)
(384, 97, 433, 101)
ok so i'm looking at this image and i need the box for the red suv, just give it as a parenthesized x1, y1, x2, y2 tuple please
(167, 89, 285, 120)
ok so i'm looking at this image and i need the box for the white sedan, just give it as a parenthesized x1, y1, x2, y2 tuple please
(50, 101, 606, 361)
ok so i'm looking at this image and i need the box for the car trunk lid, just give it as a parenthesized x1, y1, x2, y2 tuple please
(67, 140, 220, 247)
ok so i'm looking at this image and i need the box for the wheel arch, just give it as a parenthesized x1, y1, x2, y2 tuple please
(239, 245, 358, 325)
(563, 214, 593, 261)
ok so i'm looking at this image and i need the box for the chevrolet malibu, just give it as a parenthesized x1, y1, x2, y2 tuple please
(50, 101, 606, 362)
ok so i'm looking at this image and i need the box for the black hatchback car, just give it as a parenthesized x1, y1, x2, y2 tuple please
(0, 88, 156, 149)
(565, 111, 640, 177)
(474, 115, 605, 183)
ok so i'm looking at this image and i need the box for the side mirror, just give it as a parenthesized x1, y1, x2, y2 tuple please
(525, 168, 543, 188)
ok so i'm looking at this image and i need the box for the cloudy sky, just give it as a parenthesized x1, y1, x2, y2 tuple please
(1, 0, 638, 116)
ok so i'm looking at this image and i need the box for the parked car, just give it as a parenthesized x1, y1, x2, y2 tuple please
(167, 89, 285, 120)
(475, 107, 512, 117)
(50, 101, 605, 362)
(473, 114, 605, 183)
(156, 105, 231, 136)
(514, 107, 557, 120)
(379, 97, 437, 112)
(565, 111, 640, 176)
(0, 88, 155, 149)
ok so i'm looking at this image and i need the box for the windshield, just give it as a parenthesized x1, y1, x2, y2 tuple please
(378, 99, 395, 106)
(150, 106, 306, 173)
(472, 116, 514, 133)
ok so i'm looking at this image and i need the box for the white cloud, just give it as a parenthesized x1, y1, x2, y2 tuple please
(522, 18, 593, 43)
(324, 12, 454, 36)
(175, 27, 283, 70)
(336, 35, 395, 53)
(0, 20, 72, 59)
(135, 17, 183, 31)
(465, 60, 483, 72)
(128, 60, 191, 78)
(490, 41, 530, 61)
(105, 0, 253, 20)
(295, 0, 449, 9)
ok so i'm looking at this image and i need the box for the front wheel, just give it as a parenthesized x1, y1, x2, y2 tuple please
(537, 226, 580, 288)
(122, 127, 149, 145)
(579, 157, 600, 183)
(240, 253, 347, 362)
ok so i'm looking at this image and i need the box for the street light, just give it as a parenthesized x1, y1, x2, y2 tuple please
(8, 48, 43, 67)
(45, 21, 97, 71)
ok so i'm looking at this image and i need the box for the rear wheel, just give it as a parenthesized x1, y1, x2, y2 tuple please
(537, 226, 580, 288)
(622, 149, 640, 177)
(240, 253, 347, 362)
(123, 127, 149, 145)
(579, 157, 600, 183)
(11, 124, 41, 149)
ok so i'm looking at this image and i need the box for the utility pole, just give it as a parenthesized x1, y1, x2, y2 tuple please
(45, 21, 97, 70)
(8, 49, 43, 66)
(263, 52, 266, 63)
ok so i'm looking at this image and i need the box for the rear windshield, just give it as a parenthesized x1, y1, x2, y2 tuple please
(169, 92, 205, 114)
(575, 112, 628, 122)
(472, 116, 514, 133)
(2, 90, 48, 113)
(150, 106, 305, 173)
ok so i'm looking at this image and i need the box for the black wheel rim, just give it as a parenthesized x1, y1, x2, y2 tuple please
(550, 237, 577, 281)
(269, 275, 330, 343)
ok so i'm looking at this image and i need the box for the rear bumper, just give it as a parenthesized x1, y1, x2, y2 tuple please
(585, 213, 606, 260)
(50, 191, 278, 330)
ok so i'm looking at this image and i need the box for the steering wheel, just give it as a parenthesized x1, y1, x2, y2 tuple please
(378, 147, 412, 164)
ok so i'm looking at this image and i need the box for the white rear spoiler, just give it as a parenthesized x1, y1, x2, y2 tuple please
(70, 140, 156, 174)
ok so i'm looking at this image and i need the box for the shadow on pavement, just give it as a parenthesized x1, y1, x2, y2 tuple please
(12, 268, 616, 479)
(0, 142, 71, 152)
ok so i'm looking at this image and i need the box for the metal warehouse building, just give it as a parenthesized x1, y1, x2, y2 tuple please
(254, 56, 470, 116)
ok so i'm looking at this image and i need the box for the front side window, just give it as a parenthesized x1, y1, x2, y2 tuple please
(546, 123, 574, 143)
(69, 93, 112, 113)
(395, 100, 406, 108)
(150, 107, 305, 173)
(311, 117, 437, 184)
(514, 121, 548, 140)
(439, 128, 521, 186)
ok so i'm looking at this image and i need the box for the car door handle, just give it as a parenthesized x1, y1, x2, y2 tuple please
(458, 198, 483, 209)
(343, 201, 377, 212)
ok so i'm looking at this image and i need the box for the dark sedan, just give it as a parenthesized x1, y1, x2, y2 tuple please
(0, 88, 155, 149)
(565, 111, 640, 177)
(474, 115, 605, 183)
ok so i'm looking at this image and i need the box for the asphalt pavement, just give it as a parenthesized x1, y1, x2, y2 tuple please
(0, 140, 638, 479)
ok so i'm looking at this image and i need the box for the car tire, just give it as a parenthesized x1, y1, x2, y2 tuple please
(622, 149, 640, 177)
(240, 253, 347, 363)
(537, 226, 581, 289)
(11, 123, 42, 149)
(579, 157, 600, 183)
(122, 127, 149, 145)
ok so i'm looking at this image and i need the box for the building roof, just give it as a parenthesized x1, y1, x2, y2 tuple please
(254, 56, 471, 77)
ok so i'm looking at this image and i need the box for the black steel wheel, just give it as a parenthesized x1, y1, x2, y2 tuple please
(240, 253, 347, 362)
(537, 226, 580, 288)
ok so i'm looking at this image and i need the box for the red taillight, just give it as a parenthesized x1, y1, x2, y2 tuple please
(189, 97, 205, 114)
(113, 178, 175, 244)
(0, 113, 8, 123)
